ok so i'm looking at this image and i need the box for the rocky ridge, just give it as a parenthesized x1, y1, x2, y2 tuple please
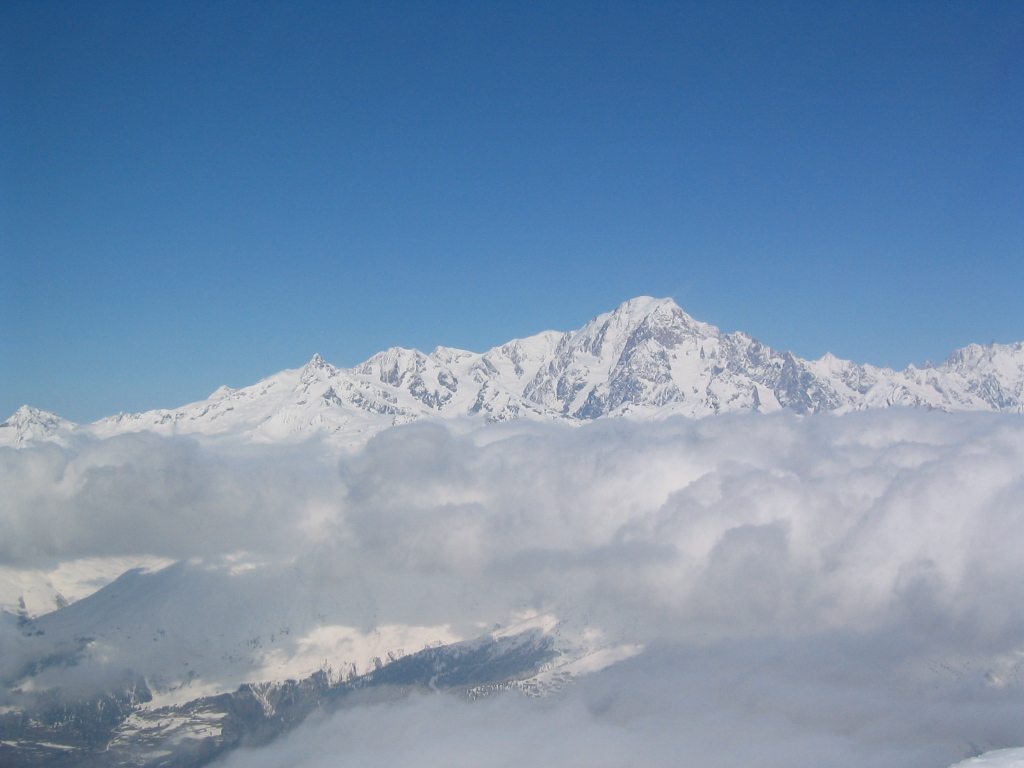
(3, 297, 1023, 449)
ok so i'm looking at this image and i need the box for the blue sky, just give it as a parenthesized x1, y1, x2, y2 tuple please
(3, 1, 1022, 423)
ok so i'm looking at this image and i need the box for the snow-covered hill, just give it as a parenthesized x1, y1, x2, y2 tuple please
(0, 558, 635, 767)
(3, 297, 1024, 449)
(0, 406, 76, 448)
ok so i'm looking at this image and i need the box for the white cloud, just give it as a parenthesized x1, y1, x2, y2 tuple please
(4, 409, 1024, 764)
(218, 630, 1024, 768)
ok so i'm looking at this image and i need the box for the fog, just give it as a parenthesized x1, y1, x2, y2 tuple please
(218, 633, 1024, 768)
(3, 409, 1024, 765)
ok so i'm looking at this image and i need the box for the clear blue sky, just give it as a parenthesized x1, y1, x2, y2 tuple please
(3, 1, 1022, 423)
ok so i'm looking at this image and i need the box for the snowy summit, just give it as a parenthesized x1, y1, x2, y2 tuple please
(4, 297, 1023, 448)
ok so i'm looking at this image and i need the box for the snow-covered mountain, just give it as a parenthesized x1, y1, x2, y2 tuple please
(0, 557, 635, 767)
(0, 406, 76, 448)
(4, 296, 1023, 449)
(5, 334, 1024, 766)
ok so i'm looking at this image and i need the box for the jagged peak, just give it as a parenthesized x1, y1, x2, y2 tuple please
(564, 297, 716, 361)
(2, 405, 70, 428)
(941, 339, 1024, 373)
(299, 353, 342, 377)
(3, 404, 36, 424)
(9, 297, 1024, 449)
(814, 352, 856, 370)
(487, 330, 564, 358)
(600, 296, 711, 333)
(297, 354, 343, 388)
(613, 295, 679, 314)
(430, 345, 476, 365)
(362, 346, 430, 366)
(0, 405, 76, 447)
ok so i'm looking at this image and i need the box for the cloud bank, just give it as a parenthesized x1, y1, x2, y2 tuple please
(218, 632, 1024, 768)
(4, 410, 1024, 765)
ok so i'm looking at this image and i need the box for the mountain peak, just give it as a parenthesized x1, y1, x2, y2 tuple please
(610, 295, 680, 317)
(300, 353, 337, 376)
(430, 345, 475, 365)
(8, 297, 1024, 449)
(0, 406, 75, 447)
(2, 405, 66, 428)
(601, 296, 708, 334)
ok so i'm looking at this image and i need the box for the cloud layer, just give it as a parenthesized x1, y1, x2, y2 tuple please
(4, 410, 1024, 765)
(219, 632, 1024, 768)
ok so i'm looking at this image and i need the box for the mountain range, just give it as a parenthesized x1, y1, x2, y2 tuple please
(4, 296, 1024, 449)
(4, 297, 1024, 766)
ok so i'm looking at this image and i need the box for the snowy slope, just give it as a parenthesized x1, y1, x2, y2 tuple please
(3, 558, 462, 704)
(3, 557, 633, 706)
(0, 406, 76, 448)
(5, 297, 1024, 448)
(0, 556, 635, 766)
(0, 557, 175, 618)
